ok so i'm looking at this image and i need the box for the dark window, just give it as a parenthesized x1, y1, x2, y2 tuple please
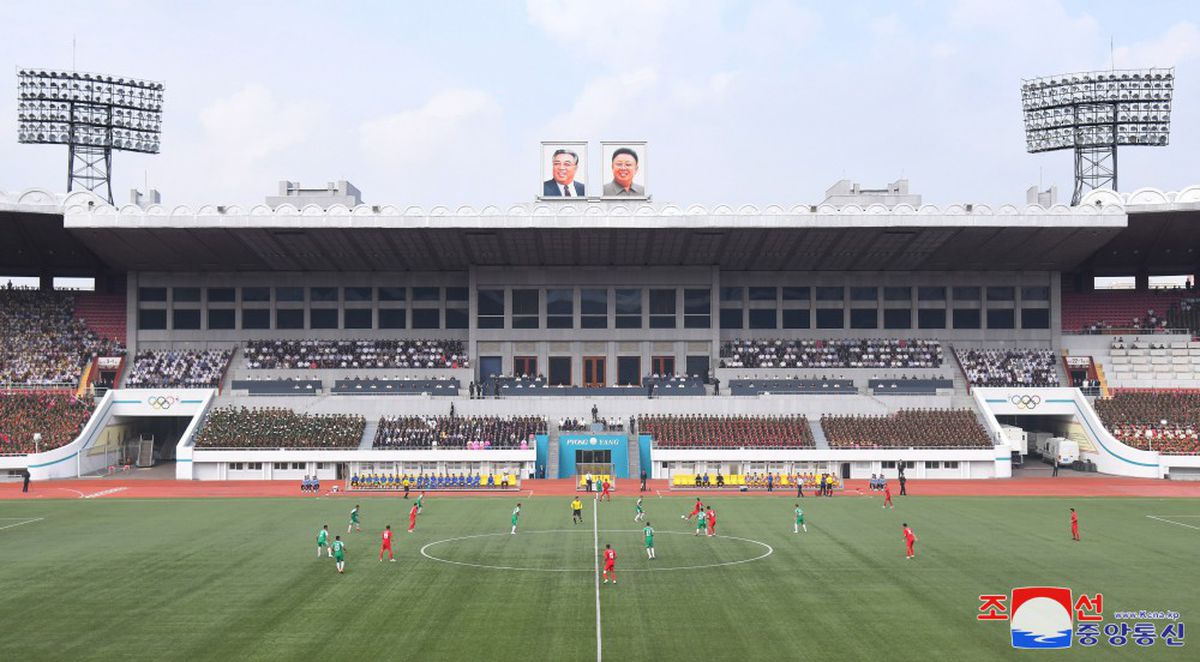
(986, 286, 1014, 301)
(379, 308, 407, 329)
(615, 315, 641, 329)
(987, 309, 1015, 329)
(207, 287, 235, 303)
(581, 289, 607, 315)
(815, 286, 843, 301)
(547, 288, 573, 315)
(138, 287, 167, 302)
(748, 287, 777, 301)
(138, 309, 167, 330)
(684, 289, 710, 314)
(649, 315, 676, 329)
(548, 357, 571, 386)
(477, 316, 504, 329)
(344, 287, 372, 302)
(720, 287, 743, 302)
(276, 309, 304, 329)
(309, 287, 337, 302)
(720, 308, 744, 329)
(1022, 308, 1050, 329)
(411, 309, 440, 329)
(512, 315, 539, 329)
(816, 308, 844, 329)
(379, 287, 407, 302)
(412, 287, 440, 302)
(275, 287, 304, 302)
(917, 286, 946, 301)
(240, 286, 268, 302)
(850, 308, 878, 329)
(310, 308, 338, 329)
(883, 308, 912, 329)
(917, 308, 946, 329)
(445, 308, 468, 329)
(615, 289, 642, 314)
(207, 308, 235, 330)
(953, 286, 981, 301)
(512, 289, 539, 315)
(649, 289, 676, 314)
(782, 309, 810, 329)
(953, 308, 981, 329)
(782, 287, 810, 301)
(242, 308, 270, 329)
(172, 309, 201, 330)
(344, 309, 373, 329)
(445, 287, 469, 302)
(173, 287, 201, 302)
(850, 287, 877, 301)
(1021, 286, 1050, 301)
(684, 315, 711, 329)
(748, 309, 777, 329)
(547, 314, 573, 329)
(581, 315, 607, 329)
(477, 289, 504, 316)
(884, 287, 911, 301)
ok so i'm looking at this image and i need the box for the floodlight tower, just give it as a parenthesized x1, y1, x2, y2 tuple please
(1021, 68, 1174, 205)
(16, 68, 165, 204)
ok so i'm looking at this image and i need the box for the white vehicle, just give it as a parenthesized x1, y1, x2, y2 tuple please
(1001, 425, 1028, 455)
(1038, 437, 1079, 466)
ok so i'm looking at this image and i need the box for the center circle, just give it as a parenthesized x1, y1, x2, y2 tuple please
(419, 529, 773, 573)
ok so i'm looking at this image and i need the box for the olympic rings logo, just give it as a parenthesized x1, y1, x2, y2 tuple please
(147, 395, 179, 410)
(1009, 394, 1042, 410)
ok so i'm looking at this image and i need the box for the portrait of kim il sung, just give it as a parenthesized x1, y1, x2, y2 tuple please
(601, 141, 647, 198)
(540, 142, 587, 198)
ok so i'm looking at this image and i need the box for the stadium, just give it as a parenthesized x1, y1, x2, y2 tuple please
(3, 12, 1200, 661)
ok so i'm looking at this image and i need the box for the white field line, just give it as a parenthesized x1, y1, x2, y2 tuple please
(593, 503, 602, 662)
(0, 517, 44, 531)
(1146, 515, 1200, 531)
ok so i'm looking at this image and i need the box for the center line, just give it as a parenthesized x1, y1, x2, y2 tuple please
(593, 503, 602, 662)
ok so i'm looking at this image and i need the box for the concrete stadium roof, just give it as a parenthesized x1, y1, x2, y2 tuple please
(3, 185, 1199, 274)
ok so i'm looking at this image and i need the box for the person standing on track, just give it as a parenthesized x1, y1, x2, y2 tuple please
(602, 544, 617, 584)
(643, 522, 656, 559)
(572, 497, 584, 525)
(882, 483, 894, 509)
(511, 503, 522, 534)
(899, 473, 907, 496)
(705, 506, 717, 537)
(348, 505, 362, 533)
(640, 468, 647, 492)
(380, 525, 395, 562)
(21, 468, 31, 493)
(634, 495, 645, 522)
(1070, 508, 1081, 541)
(902, 523, 918, 559)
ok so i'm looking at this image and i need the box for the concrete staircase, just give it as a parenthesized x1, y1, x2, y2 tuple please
(547, 421, 561, 479)
(810, 419, 830, 449)
(627, 432, 641, 482)
(359, 419, 378, 450)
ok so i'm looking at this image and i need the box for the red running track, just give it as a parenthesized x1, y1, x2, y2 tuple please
(2, 477, 1200, 500)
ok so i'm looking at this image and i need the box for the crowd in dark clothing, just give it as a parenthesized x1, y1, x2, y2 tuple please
(821, 409, 991, 449)
(373, 415, 546, 449)
(0, 392, 94, 453)
(639, 414, 815, 449)
(1095, 390, 1200, 455)
(194, 406, 365, 449)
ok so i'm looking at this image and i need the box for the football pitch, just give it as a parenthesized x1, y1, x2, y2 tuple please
(0, 494, 1196, 661)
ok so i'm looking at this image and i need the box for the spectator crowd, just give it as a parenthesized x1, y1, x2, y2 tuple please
(821, 409, 991, 449)
(956, 348, 1060, 387)
(1095, 390, 1200, 455)
(0, 288, 125, 386)
(639, 414, 815, 449)
(559, 417, 625, 432)
(125, 349, 233, 389)
(373, 415, 547, 449)
(194, 407, 365, 449)
(719, 339, 942, 369)
(0, 392, 95, 454)
(244, 339, 467, 370)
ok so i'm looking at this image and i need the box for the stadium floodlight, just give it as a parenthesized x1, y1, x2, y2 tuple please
(17, 68, 165, 204)
(1021, 67, 1173, 205)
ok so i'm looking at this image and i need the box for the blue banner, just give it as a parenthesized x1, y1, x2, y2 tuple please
(558, 434, 629, 478)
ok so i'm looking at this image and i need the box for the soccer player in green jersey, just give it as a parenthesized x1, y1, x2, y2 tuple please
(634, 496, 645, 522)
(643, 521, 656, 559)
(317, 524, 331, 558)
(511, 503, 521, 535)
(332, 536, 347, 574)
(794, 504, 807, 533)
(416, 491, 425, 514)
(348, 505, 361, 533)
(695, 508, 707, 536)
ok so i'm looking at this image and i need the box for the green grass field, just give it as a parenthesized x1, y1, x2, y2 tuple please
(1, 494, 1197, 661)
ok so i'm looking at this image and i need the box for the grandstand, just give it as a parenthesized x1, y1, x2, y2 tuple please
(3, 183, 1200, 483)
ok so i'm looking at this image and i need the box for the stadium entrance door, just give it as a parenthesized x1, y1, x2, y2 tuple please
(88, 415, 191, 476)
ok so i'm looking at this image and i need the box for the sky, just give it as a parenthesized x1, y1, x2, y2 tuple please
(1, 0, 1197, 208)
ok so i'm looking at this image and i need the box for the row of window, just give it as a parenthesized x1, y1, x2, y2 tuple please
(879, 461, 960, 469)
(139, 307, 469, 331)
(719, 308, 1050, 330)
(719, 286, 1050, 303)
(139, 286, 468, 304)
(477, 288, 710, 330)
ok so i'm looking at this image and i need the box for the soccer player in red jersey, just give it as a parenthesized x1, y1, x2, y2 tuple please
(902, 523, 918, 559)
(601, 479, 612, 502)
(408, 502, 419, 533)
(602, 544, 617, 584)
(380, 525, 395, 562)
(1070, 508, 1080, 541)
(882, 484, 894, 509)
(682, 497, 703, 521)
(705, 506, 717, 537)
